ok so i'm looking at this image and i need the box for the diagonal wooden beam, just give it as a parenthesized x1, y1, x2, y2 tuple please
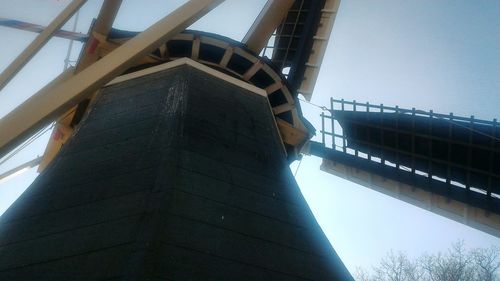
(39, 1, 129, 171)
(0, 0, 87, 91)
(242, 0, 294, 54)
(92, 0, 122, 36)
(76, 0, 123, 72)
(0, 0, 224, 159)
(37, 0, 123, 171)
(0, 156, 42, 184)
(0, 67, 75, 161)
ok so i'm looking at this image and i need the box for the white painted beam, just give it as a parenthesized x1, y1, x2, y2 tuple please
(38, 0, 123, 171)
(0, 0, 224, 159)
(0, 0, 87, 91)
(242, 0, 294, 54)
(0, 156, 42, 184)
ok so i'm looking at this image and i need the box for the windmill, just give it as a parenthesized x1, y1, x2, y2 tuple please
(0, 0, 497, 280)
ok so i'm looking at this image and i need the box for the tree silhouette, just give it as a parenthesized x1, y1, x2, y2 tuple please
(356, 241, 500, 281)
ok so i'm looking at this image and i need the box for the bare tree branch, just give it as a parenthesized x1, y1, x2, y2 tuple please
(356, 241, 500, 281)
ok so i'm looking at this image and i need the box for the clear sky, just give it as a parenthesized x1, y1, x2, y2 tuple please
(0, 0, 499, 275)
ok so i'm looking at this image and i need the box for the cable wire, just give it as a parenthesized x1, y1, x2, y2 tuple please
(298, 98, 328, 111)
(293, 157, 303, 177)
(0, 124, 53, 167)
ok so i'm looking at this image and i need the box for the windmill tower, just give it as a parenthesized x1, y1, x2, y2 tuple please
(0, 0, 353, 280)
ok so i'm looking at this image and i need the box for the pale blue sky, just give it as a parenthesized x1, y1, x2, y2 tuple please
(0, 0, 499, 274)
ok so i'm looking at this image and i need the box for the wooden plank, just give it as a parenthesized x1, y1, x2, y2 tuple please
(242, 0, 294, 54)
(39, 0, 123, 171)
(0, 156, 42, 183)
(0, 0, 225, 159)
(0, 0, 87, 91)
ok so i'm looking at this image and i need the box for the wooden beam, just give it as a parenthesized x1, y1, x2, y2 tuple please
(92, 0, 122, 36)
(76, 0, 123, 72)
(0, 0, 87, 91)
(0, 156, 42, 184)
(298, 0, 341, 101)
(242, 0, 294, 54)
(38, 0, 123, 171)
(0, 0, 224, 159)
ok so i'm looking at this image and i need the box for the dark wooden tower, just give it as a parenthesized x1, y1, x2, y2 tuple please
(0, 61, 352, 280)
(0, 1, 355, 279)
